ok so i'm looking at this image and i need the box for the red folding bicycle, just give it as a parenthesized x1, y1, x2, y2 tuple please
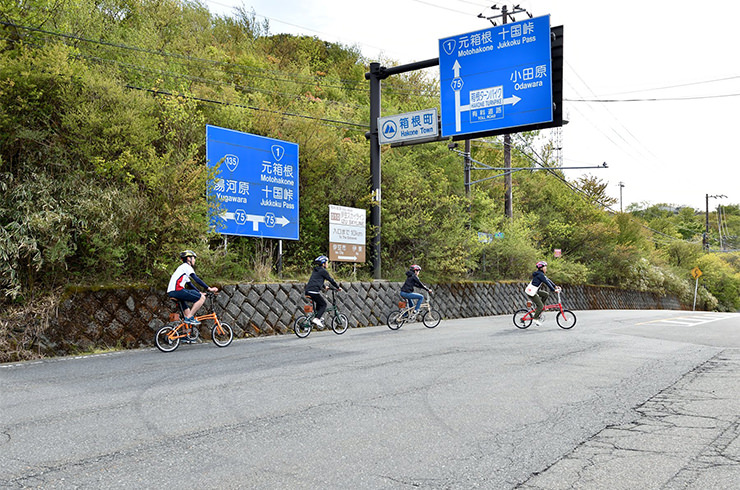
(512, 290, 577, 329)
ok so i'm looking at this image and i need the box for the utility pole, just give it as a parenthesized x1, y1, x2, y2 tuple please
(464, 140, 471, 199)
(464, 140, 472, 227)
(705, 193, 727, 250)
(480, 4, 531, 220)
(618, 182, 625, 212)
(504, 133, 512, 219)
(502, 6, 513, 220)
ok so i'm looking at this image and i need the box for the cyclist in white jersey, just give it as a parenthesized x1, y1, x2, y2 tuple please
(167, 250, 218, 325)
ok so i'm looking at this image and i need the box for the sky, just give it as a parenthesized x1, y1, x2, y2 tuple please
(202, 0, 739, 211)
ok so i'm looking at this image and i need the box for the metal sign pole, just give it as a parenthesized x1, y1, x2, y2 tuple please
(278, 239, 283, 278)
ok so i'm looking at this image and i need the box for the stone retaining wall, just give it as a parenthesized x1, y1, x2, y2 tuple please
(36, 281, 686, 357)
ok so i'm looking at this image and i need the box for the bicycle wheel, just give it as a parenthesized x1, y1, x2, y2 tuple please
(513, 309, 533, 329)
(422, 309, 441, 328)
(387, 310, 405, 330)
(212, 322, 233, 347)
(556, 309, 577, 329)
(293, 315, 312, 338)
(155, 325, 180, 352)
(332, 314, 349, 335)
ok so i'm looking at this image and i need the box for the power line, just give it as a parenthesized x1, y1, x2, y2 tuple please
(0, 20, 369, 92)
(513, 134, 690, 244)
(0, 30, 371, 131)
(124, 84, 369, 131)
(566, 92, 740, 102)
(203, 0, 395, 59)
(598, 74, 740, 97)
(71, 48, 365, 110)
(408, 0, 476, 15)
(3, 19, 442, 102)
(565, 61, 658, 162)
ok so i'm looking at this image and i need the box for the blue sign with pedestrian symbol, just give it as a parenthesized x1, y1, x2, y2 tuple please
(439, 15, 553, 138)
(206, 125, 299, 240)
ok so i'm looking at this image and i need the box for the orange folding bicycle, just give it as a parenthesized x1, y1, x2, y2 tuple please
(155, 291, 233, 352)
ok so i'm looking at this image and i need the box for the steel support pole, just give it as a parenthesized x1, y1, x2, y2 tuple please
(365, 58, 439, 280)
(504, 133, 512, 219)
(704, 193, 709, 250)
(464, 139, 471, 199)
(502, 6, 513, 220)
(368, 63, 382, 279)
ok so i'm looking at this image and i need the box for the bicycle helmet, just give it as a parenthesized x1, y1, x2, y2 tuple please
(180, 250, 197, 260)
(410, 264, 421, 272)
(536, 260, 547, 269)
(315, 255, 329, 265)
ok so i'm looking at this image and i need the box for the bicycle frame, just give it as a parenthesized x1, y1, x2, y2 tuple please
(326, 287, 342, 318)
(170, 295, 217, 338)
(156, 293, 233, 352)
(513, 290, 577, 330)
(388, 292, 441, 330)
(398, 293, 432, 318)
(294, 286, 348, 338)
(303, 287, 341, 321)
(521, 291, 565, 321)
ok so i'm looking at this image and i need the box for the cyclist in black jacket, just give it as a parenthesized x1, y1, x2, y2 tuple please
(304, 255, 341, 328)
(529, 260, 561, 326)
(400, 264, 431, 320)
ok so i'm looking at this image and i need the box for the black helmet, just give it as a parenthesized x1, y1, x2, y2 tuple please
(180, 250, 197, 260)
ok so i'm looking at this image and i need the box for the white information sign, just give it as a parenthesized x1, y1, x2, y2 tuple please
(329, 205, 366, 263)
(378, 108, 438, 145)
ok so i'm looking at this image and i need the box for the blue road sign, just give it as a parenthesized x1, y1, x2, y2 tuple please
(439, 15, 553, 138)
(206, 125, 299, 240)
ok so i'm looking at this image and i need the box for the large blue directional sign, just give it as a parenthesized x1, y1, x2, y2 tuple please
(206, 125, 299, 240)
(439, 15, 553, 138)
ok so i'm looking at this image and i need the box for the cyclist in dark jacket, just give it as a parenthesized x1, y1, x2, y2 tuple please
(529, 261, 560, 326)
(304, 255, 341, 328)
(400, 264, 431, 319)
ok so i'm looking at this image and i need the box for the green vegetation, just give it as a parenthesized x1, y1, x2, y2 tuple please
(1, 0, 738, 312)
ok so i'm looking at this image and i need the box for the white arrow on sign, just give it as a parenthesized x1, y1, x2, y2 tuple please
(452, 60, 522, 132)
(221, 212, 291, 231)
(453, 60, 463, 132)
(459, 95, 521, 112)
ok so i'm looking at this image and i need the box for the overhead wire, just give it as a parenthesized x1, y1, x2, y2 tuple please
(124, 84, 369, 131)
(0, 26, 372, 131)
(0, 20, 370, 92)
(2, 19, 443, 104)
(511, 134, 690, 244)
(408, 0, 478, 15)
(565, 61, 658, 163)
(567, 93, 740, 102)
(598, 74, 740, 97)
(204, 0, 395, 61)
(72, 48, 366, 111)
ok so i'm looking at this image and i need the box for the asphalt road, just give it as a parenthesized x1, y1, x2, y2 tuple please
(1, 309, 738, 489)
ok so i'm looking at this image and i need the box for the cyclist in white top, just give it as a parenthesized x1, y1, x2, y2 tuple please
(167, 250, 218, 325)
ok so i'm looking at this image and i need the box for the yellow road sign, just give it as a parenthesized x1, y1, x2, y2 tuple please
(691, 267, 703, 279)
